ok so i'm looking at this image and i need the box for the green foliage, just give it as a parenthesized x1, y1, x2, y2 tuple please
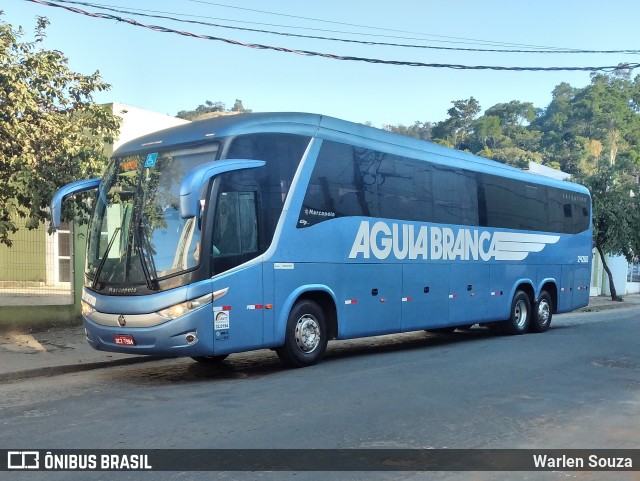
(431, 97, 481, 150)
(0, 15, 120, 246)
(472, 115, 502, 149)
(176, 99, 252, 120)
(577, 156, 640, 300)
(483, 146, 542, 169)
(383, 121, 433, 141)
(534, 73, 640, 175)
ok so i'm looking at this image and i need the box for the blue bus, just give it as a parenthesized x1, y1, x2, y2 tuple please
(52, 113, 592, 367)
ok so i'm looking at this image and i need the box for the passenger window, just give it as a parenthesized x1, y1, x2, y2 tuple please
(432, 167, 478, 226)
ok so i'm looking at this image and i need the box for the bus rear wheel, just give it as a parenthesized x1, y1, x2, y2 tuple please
(276, 299, 327, 368)
(530, 290, 553, 333)
(500, 290, 531, 335)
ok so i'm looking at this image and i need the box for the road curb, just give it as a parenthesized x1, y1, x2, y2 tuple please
(577, 302, 635, 313)
(0, 355, 166, 383)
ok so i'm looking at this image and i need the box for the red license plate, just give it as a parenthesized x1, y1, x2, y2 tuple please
(114, 334, 136, 346)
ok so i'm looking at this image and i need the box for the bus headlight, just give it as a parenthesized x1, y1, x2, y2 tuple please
(81, 300, 96, 317)
(157, 293, 213, 320)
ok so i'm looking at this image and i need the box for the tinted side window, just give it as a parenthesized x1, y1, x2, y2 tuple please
(432, 167, 478, 226)
(548, 188, 590, 234)
(483, 175, 590, 234)
(299, 139, 589, 234)
(301, 140, 472, 226)
(299, 141, 376, 227)
(481, 175, 548, 231)
(377, 156, 433, 222)
(226, 133, 310, 240)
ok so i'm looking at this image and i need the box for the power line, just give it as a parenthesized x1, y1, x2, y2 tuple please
(45, 0, 640, 55)
(23, 0, 640, 72)
(181, 0, 578, 51)
(37, 0, 560, 49)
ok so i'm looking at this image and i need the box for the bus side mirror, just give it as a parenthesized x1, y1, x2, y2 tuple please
(179, 159, 266, 219)
(50, 178, 102, 230)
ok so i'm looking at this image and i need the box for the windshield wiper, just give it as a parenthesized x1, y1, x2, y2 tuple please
(133, 221, 159, 291)
(92, 227, 121, 289)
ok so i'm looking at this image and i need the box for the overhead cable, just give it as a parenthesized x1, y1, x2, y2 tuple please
(44, 0, 640, 55)
(24, 0, 640, 72)
(182, 0, 576, 51)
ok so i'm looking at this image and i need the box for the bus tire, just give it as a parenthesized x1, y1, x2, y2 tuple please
(530, 290, 553, 333)
(500, 290, 531, 335)
(192, 355, 229, 363)
(276, 300, 327, 368)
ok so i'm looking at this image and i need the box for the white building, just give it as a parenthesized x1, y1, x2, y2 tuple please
(105, 103, 190, 155)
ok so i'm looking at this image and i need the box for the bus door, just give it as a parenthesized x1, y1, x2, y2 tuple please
(401, 263, 449, 331)
(210, 263, 264, 356)
(209, 190, 264, 356)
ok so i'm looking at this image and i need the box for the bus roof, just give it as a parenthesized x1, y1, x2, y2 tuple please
(114, 112, 589, 196)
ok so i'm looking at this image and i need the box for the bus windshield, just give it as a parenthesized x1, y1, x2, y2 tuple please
(86, 143, 219, 288)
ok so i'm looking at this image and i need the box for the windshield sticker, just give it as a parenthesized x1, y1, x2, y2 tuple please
(144, 152, 158, 168)
(120, 157, 139, 172)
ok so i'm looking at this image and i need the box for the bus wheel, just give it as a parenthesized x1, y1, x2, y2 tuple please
(530, 290, 553, 333)
(276, 300, 327, 368)
(192, 355, 229, 363)
(500, 290, 531, 335)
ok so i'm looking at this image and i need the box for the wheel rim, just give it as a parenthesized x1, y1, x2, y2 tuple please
(514, 299, 528, 329)
(537, 299, 551, 326)
(295, 314, 321, 353)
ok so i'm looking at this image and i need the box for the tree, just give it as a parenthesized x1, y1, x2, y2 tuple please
(579, 160, 640, 301)
(384, 120, 433, 141)
(231, 99, 251, 113)
(534, 74, 640, 175)
(0, 15, 120, 246)
(431, 97, 481, 150)
(176, 100, 226, 120)
(471, 115, 502, 149)
(542, 71, 640, 300)
(485, 101, 536, 129)
(177, 99, 252, 120)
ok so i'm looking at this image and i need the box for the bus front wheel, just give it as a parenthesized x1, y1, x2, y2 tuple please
(276, 300, 328, 368)
(500, 290, 531, 335)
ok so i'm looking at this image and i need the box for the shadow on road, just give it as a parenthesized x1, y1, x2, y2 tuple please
(95, 326, 505, 386)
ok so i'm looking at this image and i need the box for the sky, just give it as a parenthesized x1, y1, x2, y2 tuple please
(3, 0, 640, 127)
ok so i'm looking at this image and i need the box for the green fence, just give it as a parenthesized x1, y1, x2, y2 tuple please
(0, 219, 84, 331)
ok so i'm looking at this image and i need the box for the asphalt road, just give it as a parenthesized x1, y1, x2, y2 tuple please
(1, 306, 639, 481)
